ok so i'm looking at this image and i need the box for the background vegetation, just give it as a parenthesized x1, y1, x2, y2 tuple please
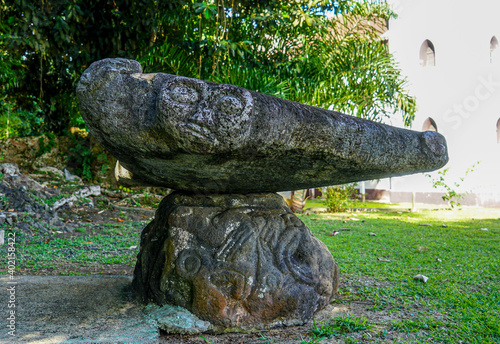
(1, 0, 416, 142)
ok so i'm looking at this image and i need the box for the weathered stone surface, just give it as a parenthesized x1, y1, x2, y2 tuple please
(144, 303, 213, 334)
(132, 192, 339, 331)
(77, 58, 448, 194)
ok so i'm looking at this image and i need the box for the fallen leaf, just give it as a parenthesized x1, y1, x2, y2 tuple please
(419, 224, 433, 227)
(129, 245, 138, 250)
(442, 224, 448, 228)
(377, 257, 391, 262)
(477, 228, 488, 231)
(413, 274, 429, 283)
(417, 246, 429, 253)
(436, 258, 442, 262)
(116, 231, 123, 236)
(369, 232, 376, 236)
(82, 242, 94, 245)
(117, 219, 124, 222)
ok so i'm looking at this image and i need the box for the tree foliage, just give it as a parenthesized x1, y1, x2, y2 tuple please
(1, 0, 416, 137)
(1, 0, 168, 133)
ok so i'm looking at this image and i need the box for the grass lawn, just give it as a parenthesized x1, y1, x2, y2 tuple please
(3, 202, 499, 343)
(299, 205, 500, 343)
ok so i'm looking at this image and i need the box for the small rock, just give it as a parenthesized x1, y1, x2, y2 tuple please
(436, 258, 442, 262)
(327, 231, 339, 236)
(6, 217, 14, 226)
(0, 163, 20, 176)
(52, 185, 101, 211)
(144, 304, 212, 335)
(413, 274, 429, 283)
(64, 168, 79, 181)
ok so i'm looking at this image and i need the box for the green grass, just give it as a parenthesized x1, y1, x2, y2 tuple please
(1, 221, 144, 274)
(299, 207, 500, 343)
(310, 315, 374, 339)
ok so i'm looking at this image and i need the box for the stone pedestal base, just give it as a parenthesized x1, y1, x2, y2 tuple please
(132, 192, 339, 331)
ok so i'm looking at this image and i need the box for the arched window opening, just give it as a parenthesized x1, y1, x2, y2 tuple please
(419, 40, 436, 67)
(490, 36, 498, 63)
(496, 118, 500, 143)
(422, 117, 438, 132)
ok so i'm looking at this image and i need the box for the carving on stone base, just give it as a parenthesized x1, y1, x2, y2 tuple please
(133, 192, 339, 330)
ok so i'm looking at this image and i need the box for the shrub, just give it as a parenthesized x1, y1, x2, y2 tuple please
(324, 183, 358, 212)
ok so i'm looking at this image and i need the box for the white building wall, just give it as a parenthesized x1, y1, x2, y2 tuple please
(368, 0, 500, 205)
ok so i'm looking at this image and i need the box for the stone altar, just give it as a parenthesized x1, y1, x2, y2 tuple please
(77, 58, 448, 332)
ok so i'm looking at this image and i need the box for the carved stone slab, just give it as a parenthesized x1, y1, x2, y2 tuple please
(132, 192, 339, 331)
(77, 58, 449, 193)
